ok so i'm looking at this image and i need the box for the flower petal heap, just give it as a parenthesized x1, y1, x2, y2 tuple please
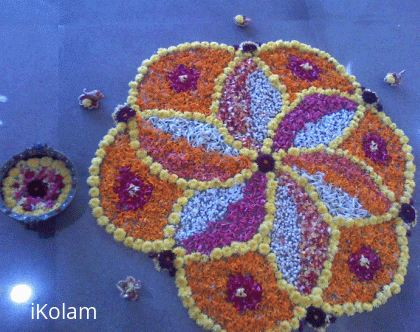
(89, 40, 416, 332)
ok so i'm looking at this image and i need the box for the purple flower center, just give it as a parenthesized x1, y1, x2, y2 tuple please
(348, 246, 382, 281)
(256, 154, 275, 173)
(113, 167, 153, 211)
(27, 180, 48, 198)
(226, 273, 262, 311)
(116, 107, 136, 123)
(362, 133, 389, 164)
(240, 42, 258, 53)
(362, 90, 378, 104)
(158, 250, 176, 270)
(167, 64, 199, 92)
(399, 203, 416, 223)
(287, 56, 322, 81)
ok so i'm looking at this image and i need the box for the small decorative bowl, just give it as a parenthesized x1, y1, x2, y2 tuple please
(0, 144, 77, 227)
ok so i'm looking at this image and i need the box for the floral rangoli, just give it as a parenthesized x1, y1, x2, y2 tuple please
(88, 40, 417, 331)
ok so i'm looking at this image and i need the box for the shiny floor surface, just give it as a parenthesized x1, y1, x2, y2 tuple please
(1, 1, 419, 331)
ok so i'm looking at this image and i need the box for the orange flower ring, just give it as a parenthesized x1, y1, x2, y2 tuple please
(88, 41, 417, 332)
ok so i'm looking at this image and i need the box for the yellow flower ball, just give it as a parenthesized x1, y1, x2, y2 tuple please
(82, 98, 92, 108)
(385, 73, 396, 84)
(133, 239, 144, 251)
(3, 176, 15, 186)
(332, 305, 344, 317)
(105, 223, 116, 234)
(113, 228, 126, 242)
(222, 246, 233, 258)
(130, 140, 140, 149)
(210, 248, 223, 260)
(97, 216, 109, 226)
(234, 15, 244, 24)
(164, 225, 176, 237)
(89, 187, 100, 197)
(169, 212, 181, 224)
(87, 176, 100, 187)
(153, 241, 164, 252)
(258, 243, 271, 255)
(92, 206, 104, 218)
(343, 303, 356, 316)
(5, 198, 17, 208)
(238, 243, 248, 255)
(150, 162, 162, 175)
(163, 238, 175, 249)
(136, 149, 148, 159)
(142, 241, 153, 253)
(63, 175, 72, 184)
(248, 239, 258, 251)
(176, 276, 188, 288)
(180, 287, 193, 298)
(123, 237, 134, 248)
(88, 198, 100, 208)
(51, 160, 66, 170)
(27, 158, 40, 168)
(40, 157, 53, 167)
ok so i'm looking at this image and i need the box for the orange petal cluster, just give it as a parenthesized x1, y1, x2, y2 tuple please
(99, 133, 182, 240)
(322, 220, 400, 304)
(339, 111, 406, 200)
(259, 47, 355, 102)
(184, 252, 295, 331)
(136, 49, 234, 115)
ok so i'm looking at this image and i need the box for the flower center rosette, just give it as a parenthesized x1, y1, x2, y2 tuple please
(88, 40, 417, 331)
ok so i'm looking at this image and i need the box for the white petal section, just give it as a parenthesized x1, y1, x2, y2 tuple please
(295, 169, 370, 219)
(270, 186, 301, 285)
(247, 70, 282, 143)
(293, 109, 355, 148)
(146, 116, 239, 156)
(175, 184, 245, 241)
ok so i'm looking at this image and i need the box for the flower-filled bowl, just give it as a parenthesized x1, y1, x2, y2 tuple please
(0, 144, 77, 226)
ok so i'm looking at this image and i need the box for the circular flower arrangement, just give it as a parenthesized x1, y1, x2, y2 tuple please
(1, 144, 77, 225)
(88, 40, 417, 331)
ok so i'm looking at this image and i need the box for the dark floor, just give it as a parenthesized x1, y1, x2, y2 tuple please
(1, 1, 419, 331)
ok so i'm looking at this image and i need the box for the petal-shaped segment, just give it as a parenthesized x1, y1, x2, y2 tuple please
(181, 252, 296, 331)
(259, 46, 355, 102)
(136, 48, 234, 115)
(218, 58, 282, 151)
(322, 220, 400, 305)
(273, 93, 357, 152)
(271, 172, 331, 294)
(135, 115, 253, 182)
(99, 133, 183, 241)
(146, 116, 239, 156)
(174, 184, 246, 241)
(177, 172, 267, 254)
(297, 170, 370, 219)
(339, 111, 408, 201)
(284, 152, 391, 216)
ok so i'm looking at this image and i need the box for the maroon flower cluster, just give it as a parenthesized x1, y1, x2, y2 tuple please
(348, 246, 382, 281)
(167, 64, 199, 92)
(225, 273, 262, 311)
(362, 133, 389, 164)
(115, 106, 136, 123)
(113, 167, 153, 211)
(287, 56, 322, 81)
(256, 154, 275, 173)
